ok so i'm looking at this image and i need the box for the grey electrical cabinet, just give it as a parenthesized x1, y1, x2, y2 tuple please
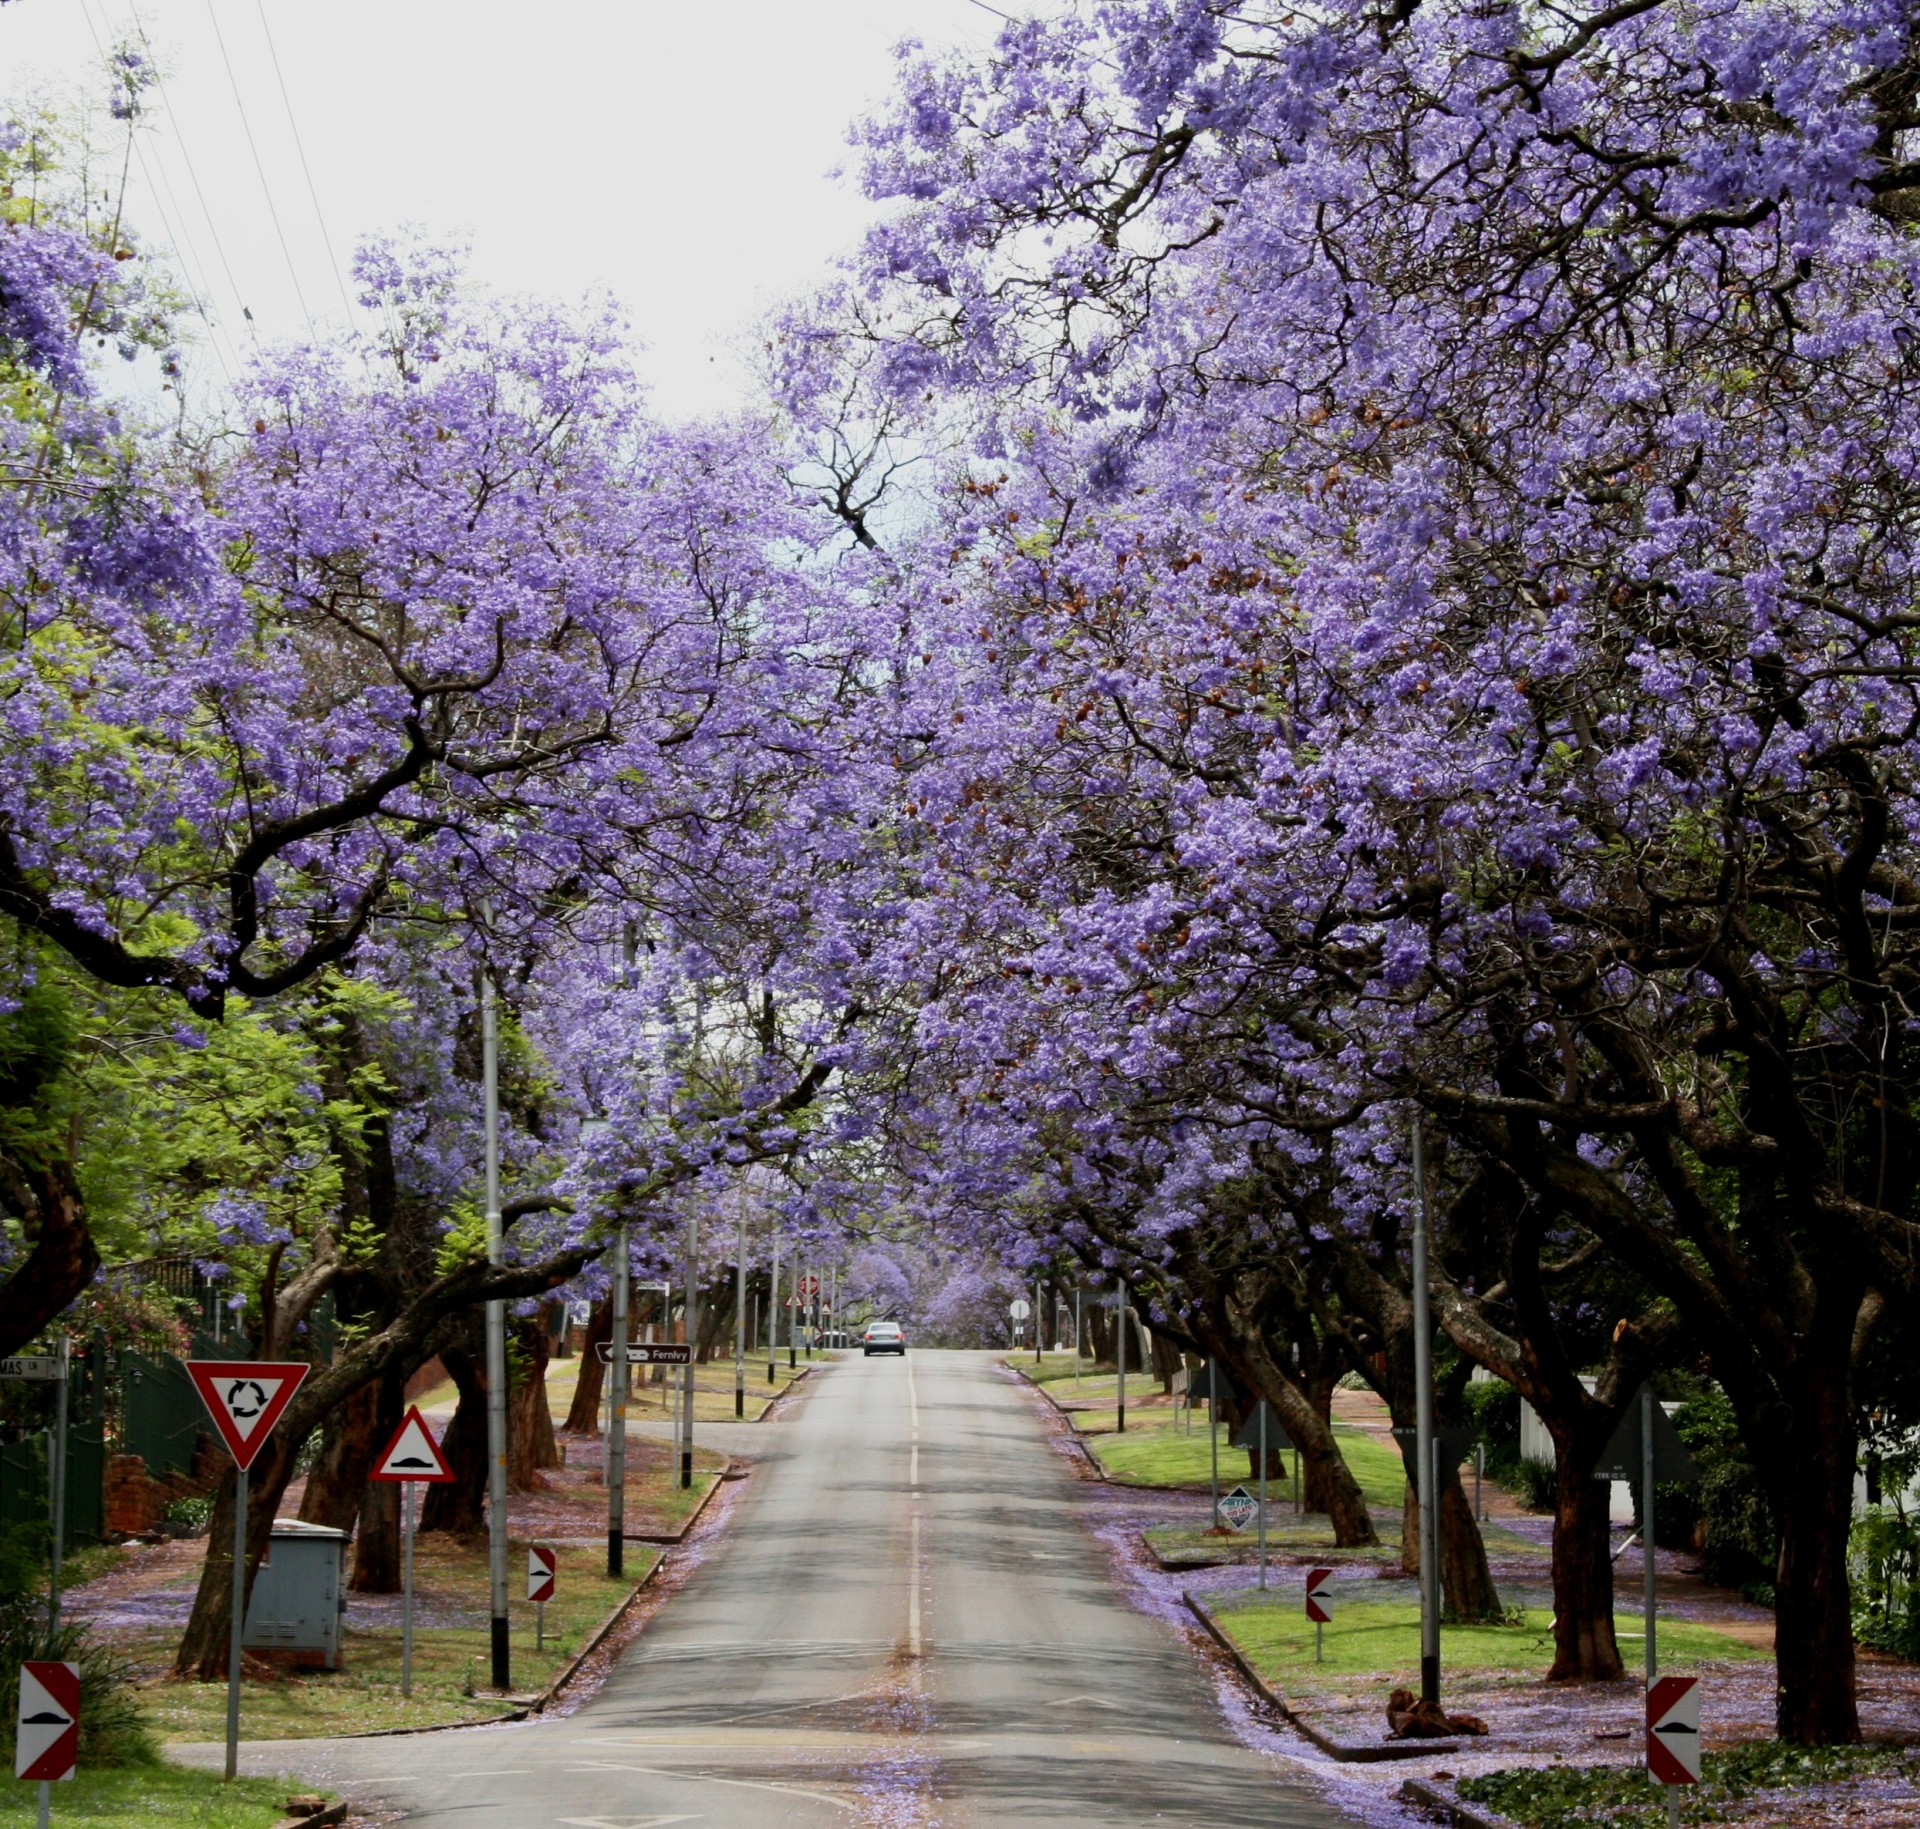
(242, 1519, 346, 1669)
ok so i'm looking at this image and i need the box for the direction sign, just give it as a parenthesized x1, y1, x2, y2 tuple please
(370, 1406, 456, 1483)
(16, 1660, 78, 1781)
(186, 1360, 310, 1471)
(1216, 1485, 1259, 1531)
(1305, 1566, 1335, 1624)
(1646, 1675, 1701, 1784)
(1008, 1299, 1031, 1321)
(594, 1341, 693, 1366)
(527, 1545, 556, 1605)
(1592, 1394, 1700, 1484)
(1231, 1399, 1294, 1452)
(0, 1356, 62, 1383)
(1391, 1425, 1478, 1484)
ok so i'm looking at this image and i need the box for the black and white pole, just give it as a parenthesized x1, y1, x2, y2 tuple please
(1411, 1116, 1440, 1707)
(481, 965, 511, 1693)
(1034, 1280, 1042, 1364)
(767, 1229, 780, 1384)
(734, 1190, 747, 1419)
(1116, 1289, 1128, 1435)
(1642, 1385, 1658, 1685)
(607, 1221, 628, 1578)
(680, 1209, 699, 1490)
(1074, 1289, 1082, 1388)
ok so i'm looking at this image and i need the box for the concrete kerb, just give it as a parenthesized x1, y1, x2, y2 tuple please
(626, 1461, 731, 1545)
(1395, 1777, 1527, 1828)
(1180, 1589, 1465, 1765)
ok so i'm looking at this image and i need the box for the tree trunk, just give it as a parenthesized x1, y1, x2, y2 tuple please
(173, 1430, 303, 1678)
(1767, 1334, 1862, 1743)
(1151, 1329, 1180, 1394)
(298, 1380, 382, 1534)
(1301, 1375, 1340, 1512)
(1400, 1460, 1501, 1620)
(348, 1372, 406, 1593)
(1238, 1352, 1377, 1548)
(563, 1297, 613, 1434)
(1547, 1436, 1624, 1681)
(420, 1344, 489, 1537)
(0, 1156, 100, 1360)
(508, 1316, 560, 1490)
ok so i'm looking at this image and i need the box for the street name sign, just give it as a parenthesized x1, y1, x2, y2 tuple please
(527, 1545, 556, 1605)
(0, 1357, 62, 1382)
(16, 1660, 78, 1781)
(185, 1360, 310, 1471)
(594, 1342, 693, 1366)
(1216, 1485, 1259, 1531)
(370, 1406, 455, 1483)
(1305, 1566, 1336, 1625)
(1647, 1675, 1702, 1784)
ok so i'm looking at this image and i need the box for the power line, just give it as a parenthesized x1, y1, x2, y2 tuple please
(251, 0, 354, 322)
(203, 0, 316, 338)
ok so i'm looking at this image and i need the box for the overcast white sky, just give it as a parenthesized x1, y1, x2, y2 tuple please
(0, 0, 1009, 419)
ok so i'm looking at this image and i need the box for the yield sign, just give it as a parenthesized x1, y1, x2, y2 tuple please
(528, 1545, 556, 1604)
(1647, 1675, 1702, 1784)
(370, 1406, 456, 1483)
(1305, 1566, 1335, 1625)
(16, 1659, 78, 1781)
(185, 1360, 310, 1471)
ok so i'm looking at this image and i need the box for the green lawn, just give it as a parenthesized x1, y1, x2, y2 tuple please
(1145, 1513, 1547, 1564)
(1092, 1419, 1410, 1508)
(0, 1763, 301, 1828)
(1206, 1592, 1765, 1695)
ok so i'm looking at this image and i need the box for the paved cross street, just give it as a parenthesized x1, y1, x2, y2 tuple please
(182, 1352, 1355, 1825)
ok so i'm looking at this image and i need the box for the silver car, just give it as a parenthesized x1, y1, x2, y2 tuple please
(862, 1321, 907, 1356)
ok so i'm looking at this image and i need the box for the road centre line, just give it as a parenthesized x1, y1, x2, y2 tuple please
(908, 1511, 923, 1658)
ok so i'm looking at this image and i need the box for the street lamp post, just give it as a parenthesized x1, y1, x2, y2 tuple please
(1411, 1117, 1440, 1707)
(481, 966, 510, 1693)
(734, 1188, 747, 1419)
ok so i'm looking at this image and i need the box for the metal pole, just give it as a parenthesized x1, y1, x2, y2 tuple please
(482, 966, 511, 1693)
(1074, 1290, 1082, 1388)
(402, 1480, 416, 1698)
(1116, 1290, 1127, 1434)
(37, 1778, 48, 1829)
(607, 1223, 629, 1578)
(1411, 1116, 1440, 1707)
(1209, 1360, 1220, 1526)
(1476, 1442, 1485, 1522)
(735, 1192, 747, 1419)
(1034, 1280, 1042, 1364)
(48, 1335, 68, 1638)
(1258, 1403, 1268, 1590)
(680, 1209, 699, 1489)
(768, 1230, 780, 1384)
(224, 1464, 247, 1780)
(1643, 1385, 1657, 1687)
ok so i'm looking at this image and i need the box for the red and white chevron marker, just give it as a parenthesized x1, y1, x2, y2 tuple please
(1647, 1675, 1702, 1785)
(1304, 1566, 1335, 1624)
(527, 1545, 556, 1605)
(16, 1659, 79, 1781)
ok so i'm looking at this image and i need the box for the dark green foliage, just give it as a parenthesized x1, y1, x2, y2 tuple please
(0, 1552, 156, 1768)
(1514, 1454, 1557, 1512)
(1458, 1741, 1914, 1826)
(1463, 1377, 1523, 1483)
(1851, 1506, 1920, 1659)
(1652, 1388, 1777, 1589)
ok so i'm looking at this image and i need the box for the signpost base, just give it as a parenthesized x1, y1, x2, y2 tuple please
(37, 1778, 48, 1829)
(225, 1465, 247, 1782)
(401, 1483, 416, 1699)
(1315, 1620, 1323, 1663)
(536, 1600, 545, 1653)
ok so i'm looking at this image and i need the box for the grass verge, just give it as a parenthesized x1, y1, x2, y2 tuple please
(1458, 1741, 1919, 1826)
(1206, 1592, 1764, 1694)
(133, 1530, 663, 1741)
(1145, 1515, 1547, 1564)
(0, 1763, 297, 1827)
(1091, 1419, 1409, 1508)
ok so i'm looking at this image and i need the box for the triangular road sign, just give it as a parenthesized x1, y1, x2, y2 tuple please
(1592, 1389, 1699, 1483)
(370, 1405, 456, 1483)
(1391, 1424, 1478, 1484)
(185, 1360, 310, 1471)
(1231, 1399, 1293, 1451)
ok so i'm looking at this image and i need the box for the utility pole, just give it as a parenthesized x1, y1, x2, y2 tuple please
(482, 963, 510, 1693)
(1116, 1286, 1128, 1435)
(1411, 1116, 1439, 1707)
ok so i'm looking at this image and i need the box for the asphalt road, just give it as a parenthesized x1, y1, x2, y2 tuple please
(186, 1350, 1356, 1826)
